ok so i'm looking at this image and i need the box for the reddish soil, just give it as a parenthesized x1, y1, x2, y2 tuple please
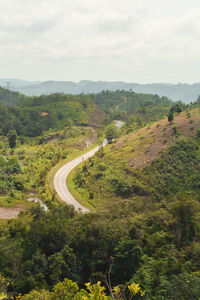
(115, 108, 200, 169)
(41, 111, 49, 116)
(133, 110, 200, 168)
(0, 206, 25, 219)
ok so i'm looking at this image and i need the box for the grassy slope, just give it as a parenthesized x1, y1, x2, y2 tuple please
(71, 107, 200, 211)
(111, 107, 200, 168)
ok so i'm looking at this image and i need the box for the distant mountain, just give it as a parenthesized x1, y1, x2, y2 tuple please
(0, 78, 40, 89)
(1, 79, 200, 103)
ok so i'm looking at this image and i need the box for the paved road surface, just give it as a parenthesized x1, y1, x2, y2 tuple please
(53, 121, 124, 212)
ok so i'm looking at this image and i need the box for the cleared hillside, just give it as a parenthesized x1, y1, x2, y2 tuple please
(113, 107, 200, 169)
(73, 106, 200, 210)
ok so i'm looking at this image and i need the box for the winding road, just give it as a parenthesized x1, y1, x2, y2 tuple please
(53, 121, 124, 212)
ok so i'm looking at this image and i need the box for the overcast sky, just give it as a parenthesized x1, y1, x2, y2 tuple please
(0, 0, 200, 83)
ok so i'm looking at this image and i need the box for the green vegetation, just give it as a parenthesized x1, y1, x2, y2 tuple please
(0, 90, 105, 137)
(0, 191, 200, 299)
(19, 278, 145, 299)
(74, 136, 200, 208)
(0, 86, 27, 106)
(0, 125, 99, 208)
(1, 88, 200, 299)
(105, 124, 119, 144)
(73, 108, 200, 209)
(93, 90, 174, 122)
(7, 129, 17, 149)
(168, 111, 174, 124)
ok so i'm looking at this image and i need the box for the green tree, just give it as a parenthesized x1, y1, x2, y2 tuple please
(7, 129, 17, 148)
(21, 289, 51, 300)
(48, 245, 79, 286)
(175, 104, 182, 114)
(172, 126, 178, 137)
(106, 125, 118, 144)
(168, 112, 174, 124)
(166, 273, 200, 300)
(196, 129, 200, 138)
(112, 239, 143, 283)
(171, 196, 199, 246)
(51, 278, 82, 300)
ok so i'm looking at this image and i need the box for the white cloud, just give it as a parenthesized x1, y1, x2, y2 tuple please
(0, 0, 200, 82)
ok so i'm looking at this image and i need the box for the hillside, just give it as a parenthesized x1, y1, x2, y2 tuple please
(0, 87, 176, 137)
(114, 107, 200, 169)
(92, 90, 174, 121)
(73, 106, 200, 210)
(2, 78, 200, 102)
(0, 90, 106, 137)
(0, 86, 27, 106)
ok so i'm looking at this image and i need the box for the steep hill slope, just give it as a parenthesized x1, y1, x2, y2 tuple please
(73, 106, 200, 210)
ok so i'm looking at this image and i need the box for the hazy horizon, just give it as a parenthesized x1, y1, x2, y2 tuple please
(1, 78, 200, 85)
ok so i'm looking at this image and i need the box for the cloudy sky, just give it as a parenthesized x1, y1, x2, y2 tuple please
(0, 0, 200, 83)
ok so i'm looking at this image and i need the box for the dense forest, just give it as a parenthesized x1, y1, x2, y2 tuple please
(0, 87, 200, 299)
(92, 90, 175, 121)
(0, 91, 106, 137)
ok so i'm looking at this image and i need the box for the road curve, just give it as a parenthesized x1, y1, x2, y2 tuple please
(53, 121, 124, 213)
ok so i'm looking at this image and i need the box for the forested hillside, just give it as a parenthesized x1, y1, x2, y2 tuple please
(0, 86, 27, 106)
(0, 88, 176, 137)
(65, 105, 200, 298)
(0, 91, 106, 137)
(92, 90, 175, 121)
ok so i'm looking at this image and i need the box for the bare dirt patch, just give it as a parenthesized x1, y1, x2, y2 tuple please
(41, 111, 49, 116)
(0, 205, 25, 219)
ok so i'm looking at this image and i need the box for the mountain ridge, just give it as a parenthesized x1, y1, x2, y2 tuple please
(1, 78, 200, 102)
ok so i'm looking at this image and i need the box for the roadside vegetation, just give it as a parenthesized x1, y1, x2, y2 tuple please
(0, 125, 99, 211)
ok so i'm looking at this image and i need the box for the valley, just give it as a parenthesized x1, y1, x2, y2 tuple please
(2, 1, 200, 298)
